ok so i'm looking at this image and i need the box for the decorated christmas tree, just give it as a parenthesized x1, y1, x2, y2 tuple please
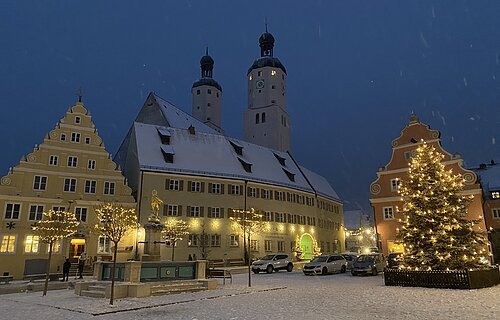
(397, 142, 489, 271)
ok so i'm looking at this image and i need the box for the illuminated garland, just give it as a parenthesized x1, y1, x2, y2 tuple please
(32, 209, 80, 243)
(94, 203, 139, 245)
(397, 141, 489, 271)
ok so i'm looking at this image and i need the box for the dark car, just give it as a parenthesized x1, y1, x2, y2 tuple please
(386, 252, 403, 269)
(351, 253, 386, 276)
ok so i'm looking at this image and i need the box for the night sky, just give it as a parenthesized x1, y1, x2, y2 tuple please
(1, 1, 499, 214)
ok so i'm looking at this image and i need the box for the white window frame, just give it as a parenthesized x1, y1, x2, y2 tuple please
(24, 235, 40, 253)
(211, 183, 221, 194)
(229, 235, 239, 247)
(277, 240, 285, 252)
(88, 159, 96, 170)
(33, 175, 48, 191)
(0, 234, 17, 254)
(67, 156, 78, 168)
(85, 137, 91, 145)
(191, 181, 201, 192)
(383, 207, 394, 220)
(263, 189, 271, 199)
(104, 181, 115, 195)
(276, 191, 284, 201)
(71, 132, 81, 143)
(210, 234, 221, 247)
(169, 179, 180, 191)
(49, 155, 58, 166)
(63, 178, 77, 193)
(97, 236, 111, 254)
(75, 207, 88, 223)
(493, 208, 500, 220)
(52, 206, 66, 212)
(188, 234, 198, 247)
(250, 240, 259, 251)
(231, 185, 240, 195)
(275, 212, 285, 223)
(211, 207, 221, 218)
(264, 240, 272, 252)
(249, 187, 257, 198)
(4, 203, 21, 220)
(390, 179, 400, 192)
(264, 211, 272, 221)
(189, 206, 200, 217)
(84, 180, 97, 194)
(28, 204, 44, 221)
(167, 204, 178, 217)
(75, 116, 81, 124)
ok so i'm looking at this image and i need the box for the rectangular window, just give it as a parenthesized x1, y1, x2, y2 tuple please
(390, 179, 400, 192)
(47, 239, 61, 253)
(75, 116, 81, 124)
(257, 71, 262, 76)
(49, 155, 58, 166)
(104, 182, 115, 195)
(84, 180, 97, 194)
(71, 132, 81, 143)
(250, 240, 259, 251)
(67, 156, 78, 167)
(264, 211, 273, 222)
(33, 176, 47, 191)
(60, 133, 66, 141)
(229, 235, 239, 247)
(275, 212, 285, 223)
(189, 206, 200, 217)
(190, 181, 201, 192)
(24, 235, 40, 253)
(0, 235, 16, 253)
(264, 240, 272, 252)
(277, 241, 285, 252)
(383, 207, 394, 220)
(4, 203, 21, 220)
(85, 137, 91, 145)
(492, 192, 500, 199)
(262, 189, 271, 199)
(166, 205, 178, 216)
(64, 178, 77, 192)
(75, 207, 88, 222)
(188, 234, 198, 247)
(249, 187, 257, 198)
(211, 183, 221, 194)
(404, 150, 417, 160)
(29, 205, 44, 221)
(98, 236, 111, 253)
(210, 207, 221, 218)
(210, 234, 221, 247)
(275, 191, 284, 201)
(493, 209, 500, 219)
(230, 185, 241, 195)
(169, 179, 180, 191)
(88, 160, 96, 170)
(52, 206, 66, 212)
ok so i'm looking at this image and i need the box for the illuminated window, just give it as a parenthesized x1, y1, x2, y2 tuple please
(47, 239, 61, 253)
(29, 205, 44, 220)
(188, 234, 199, 247)
(24, 235, 40, 253)
(492, 191, 500, 199)
(229, 235, 239, 247)
(250, 240, 259, 251)
(271, 70, 276, 76)
(265, 240, 272, 251)
(98, 236, 111, 254)
(4, 203, 21, 220)
(383, 207, 394, 220)
(0, 235, 16, 253)
(493, 209, 500, 219)
(390, 179, 400, 192)
(33, 176, 47, 191)
(249, 75, 252, 81)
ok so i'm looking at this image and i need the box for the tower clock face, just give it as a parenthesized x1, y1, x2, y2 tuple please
(256, 79, 265, 89)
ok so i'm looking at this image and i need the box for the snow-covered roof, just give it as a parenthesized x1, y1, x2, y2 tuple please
(299, 165, 340, 200)
(474, 163, 500, 194)
(344, 210, 371, 229)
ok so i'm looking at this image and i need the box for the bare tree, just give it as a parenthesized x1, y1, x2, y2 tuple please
(94, 203, 139, 305)
(32, 209, 79, 296)
(162, 219, 190, 261)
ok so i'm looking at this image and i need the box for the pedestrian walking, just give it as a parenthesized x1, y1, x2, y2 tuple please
(62, 258, 71, 281)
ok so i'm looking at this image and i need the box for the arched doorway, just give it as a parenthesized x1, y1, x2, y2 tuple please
(300, 233, 314, 260)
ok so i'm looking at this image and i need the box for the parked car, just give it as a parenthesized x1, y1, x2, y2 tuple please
(303, 254, 347, 275)
(252, 254, 294, 274)
(386, 252, 403, 269)
(351, 253, 386, 276)
(341, 253, 359, 270)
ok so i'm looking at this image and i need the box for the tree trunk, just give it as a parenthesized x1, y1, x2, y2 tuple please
(110, 243, 118, 305)
(171, 241, 176, 261)
(43, 242, 53, 296)
(247, 232, 251, 287)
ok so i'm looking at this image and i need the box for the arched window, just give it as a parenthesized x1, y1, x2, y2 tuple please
(262, 112, 266, 123)
(256, 113, 260, 124)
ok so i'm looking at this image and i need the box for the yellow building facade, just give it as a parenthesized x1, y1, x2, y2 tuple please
(0, 100, 136, 279)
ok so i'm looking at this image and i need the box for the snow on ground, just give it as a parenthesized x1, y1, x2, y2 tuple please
(1, 271, 499, 320)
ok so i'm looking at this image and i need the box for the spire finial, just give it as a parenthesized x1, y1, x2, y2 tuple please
(76, 87, 83, 103)
(265, 17, 268, 32)
(205, 44, 209, 56)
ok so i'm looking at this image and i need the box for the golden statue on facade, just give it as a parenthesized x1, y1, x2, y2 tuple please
(149, 189, 163, 223)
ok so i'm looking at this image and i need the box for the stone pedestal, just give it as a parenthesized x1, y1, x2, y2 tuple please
(143, 222, 163, 261)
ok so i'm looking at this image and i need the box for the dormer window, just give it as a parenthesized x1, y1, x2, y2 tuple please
(229, 140, 243, 156)
(157, 128, 171, 145)
(161, 145, 175, 163)
(274, 153, 286, 167)
(283, 169, 295, 182)
(238, 158, 252, 173)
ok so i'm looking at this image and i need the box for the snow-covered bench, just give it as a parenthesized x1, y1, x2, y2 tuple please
(208, 269, 232, 285)
(0, 275, 13, 284)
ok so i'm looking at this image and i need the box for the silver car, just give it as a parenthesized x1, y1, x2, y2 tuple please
(303, 254, 347, 275)
(252, 254, 294, 274)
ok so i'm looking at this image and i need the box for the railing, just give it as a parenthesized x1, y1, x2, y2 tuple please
(384, 267, 500, 289)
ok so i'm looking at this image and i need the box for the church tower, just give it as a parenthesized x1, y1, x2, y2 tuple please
(244, 28, 290, 152)
(192, 48, 223, 134)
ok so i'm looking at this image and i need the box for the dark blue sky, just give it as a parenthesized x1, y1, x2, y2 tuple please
(1, 1, 499, 213)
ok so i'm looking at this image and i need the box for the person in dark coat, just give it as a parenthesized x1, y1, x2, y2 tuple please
(62, 258, 71, 281)
(188, 254, 193, 261)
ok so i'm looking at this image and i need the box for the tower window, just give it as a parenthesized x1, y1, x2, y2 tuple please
(271, 100, 276, 104)
(197, 89, 200, 95)
(262, 112, 266, 123)
(272, 85, 275, 89)
(216, 92, 219, 98)
(207, 103, 211, 106)
(256, 113, 260, 124)
(258, 71, 262, 76)
(282, 74, 285, 80)
(249, 75, 252, 80)
(258, 90, 261, 93)
(271, 70, 276, 76)
(207, 89, 212, 94)
(197, 106, 200, 109)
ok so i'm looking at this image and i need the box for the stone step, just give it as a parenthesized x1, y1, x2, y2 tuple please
(87, 285, 106, 292)
(80, 290, 105, 298)
(151, 286, 206, 296)
(151, 282, 203, 290)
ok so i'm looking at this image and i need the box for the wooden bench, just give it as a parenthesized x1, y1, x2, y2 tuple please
(208, 269, 232, 285)
(0, 275, 13, 284)
(23, 273, 63, 282)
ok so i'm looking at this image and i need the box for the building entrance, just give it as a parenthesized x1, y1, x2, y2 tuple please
(300, 233, 313, 260)
(70, 238, 86, 260)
